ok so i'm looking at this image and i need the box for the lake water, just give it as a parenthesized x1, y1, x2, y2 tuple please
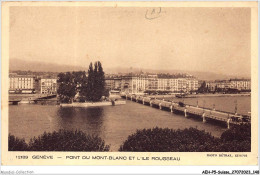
(9, 96, 250, 151)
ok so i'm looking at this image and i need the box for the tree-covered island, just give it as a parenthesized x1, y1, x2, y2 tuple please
(57, 61, 108, 103)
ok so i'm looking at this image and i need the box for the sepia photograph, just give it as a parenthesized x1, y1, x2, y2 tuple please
(1, 1, 258, 167)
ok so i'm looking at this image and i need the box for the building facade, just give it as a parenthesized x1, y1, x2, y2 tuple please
(216, 80, 231, 89)
(9, 73, 59, 94)
(118, 75, 199, 93)
(206, 79, 251, 92)
(120, 76, 132, 93)
(40, 79, 57, 94)
(131, 76, 149, 93)
(9, 74, 35, 93)
(206, 81, 217, 92)
(186, 78, 199, 92)
(105, 78, 122, 90)
(158, 78, 170, 91)
(230, 79, 251, 90)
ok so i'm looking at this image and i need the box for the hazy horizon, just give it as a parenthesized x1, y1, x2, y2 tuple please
(10, 7, 251, 78)
(10, 58, 251, 81)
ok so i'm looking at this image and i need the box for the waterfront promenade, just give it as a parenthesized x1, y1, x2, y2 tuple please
(121, 94, 251, 128)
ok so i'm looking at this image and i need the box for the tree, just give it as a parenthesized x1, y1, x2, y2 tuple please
(9, 130, 110, 151)
(57, 61, 105, 103)
(85, 61, 106, 102)
(119, 125, 251, 152)
(57, 72, 77, 103)
(221, 123, 251, 142)
(57, 71, 87, 103)
(97, 61, 105, 97)
(119, 127, 218, 152)
(85, 63, 94, 101)
(198, 81, 208, 93)
(74, 71, 88, 101)
(9, 134, 28, 151)
(28, 130, 110, 151)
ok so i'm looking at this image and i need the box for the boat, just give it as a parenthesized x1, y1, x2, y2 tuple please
(60, 100, 126, 107)
(178, 101, 186, 107)
(18, 100, 30, 104)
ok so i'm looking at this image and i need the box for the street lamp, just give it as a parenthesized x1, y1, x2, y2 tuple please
(203, 100, 205, 112)
(234, 100, 237, 115)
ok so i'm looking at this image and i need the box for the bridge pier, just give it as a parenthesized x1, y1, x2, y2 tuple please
(202, 113, 206, 123)
(184, 108, 187, 117)
(227, 118, 230, 129)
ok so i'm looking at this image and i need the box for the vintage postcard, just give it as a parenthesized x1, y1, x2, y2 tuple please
(1, 1, 258, 166)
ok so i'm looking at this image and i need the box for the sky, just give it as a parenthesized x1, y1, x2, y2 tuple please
(10, 7, 251, 77)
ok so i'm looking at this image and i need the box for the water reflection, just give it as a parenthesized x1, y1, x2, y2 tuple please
(57, 107, 104, 136)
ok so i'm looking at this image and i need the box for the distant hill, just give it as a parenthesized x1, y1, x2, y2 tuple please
(104, 67, 250, 81)
(10, 59, 87, 72)
(10, 59, 250, 81)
